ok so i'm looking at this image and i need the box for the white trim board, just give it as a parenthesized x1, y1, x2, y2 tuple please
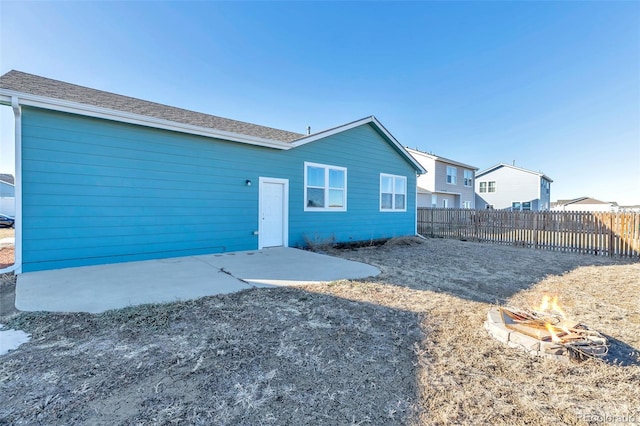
(0, 91, 292, 150)
(1, 89, 426, 175)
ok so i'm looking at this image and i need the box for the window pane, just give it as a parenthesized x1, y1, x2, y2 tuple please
(381, 176, 393, 193)
(329, 169, 345, 189)
(447, 167, 457, 184)
(328, 189, 344, 207)
(395, 194, 405, 210)
(394, 177, 405, 195)
(307, 188, 325, 208)
(381, 193, 392, 209)
(307, 166, 325, 187)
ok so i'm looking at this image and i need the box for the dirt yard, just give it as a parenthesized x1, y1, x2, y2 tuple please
(1, 238, 638, 425)
(0, 228, 14, 269)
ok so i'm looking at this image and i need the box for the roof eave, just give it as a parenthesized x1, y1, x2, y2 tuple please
(0, 90, 293, 150)
(476, 163, 553, 182)
(406, 148, 478, 170)
(290, 116, 427, 174)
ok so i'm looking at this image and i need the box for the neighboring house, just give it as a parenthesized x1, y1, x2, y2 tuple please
(0, 70, 425, 273)
(0, 174, 14, 185)
(406, 148, 477, 209)
(0, 175, 15, 216)
(475, 163, 553, 211)
(551, 197, 618, 212)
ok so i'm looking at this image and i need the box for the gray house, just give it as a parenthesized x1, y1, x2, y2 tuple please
(475, 163, 552, 211)
(0, 174, 15, 216)
(406, 148, 477, 209)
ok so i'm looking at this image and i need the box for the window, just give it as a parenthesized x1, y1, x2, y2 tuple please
(304, 162, 346, 211)
(442, 199, 448, 208)
(488, 181, 496, 193)
(380, 174, 407, 212)
(541, 179, 550, 195)
(486, 204, 494, 210)
(512, 202, 521, 211)
(431, 195, 437, 208)
(479, 182, 487, 193)
(464, 170, 473, 187)
(462, 201, 472, 209)
(446, 166, 457, 185)
(522, 202, 531, 211)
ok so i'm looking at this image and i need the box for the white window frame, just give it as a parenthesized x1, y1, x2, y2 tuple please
(463, 170, 473, 187)
(479, 182, 487, 193)
(488, 181, 496, 193)
(304, 162, 347, 212)
(379, 173, 407, 212)
(431, 195, 437, 208)
(462, 201, 472, 209)
(446, 166, 457, 185)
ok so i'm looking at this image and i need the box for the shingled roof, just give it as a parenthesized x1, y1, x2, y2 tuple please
(0, 70, 304, 143)
(0, 174, 14, 185)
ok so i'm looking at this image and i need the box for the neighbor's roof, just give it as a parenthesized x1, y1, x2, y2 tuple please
(0, 70, 304, 143)
(554, 197, 612, 206)
(0, 174, 14, 185)
(476, 163, 553, 182)
(406, 147, 478, 170)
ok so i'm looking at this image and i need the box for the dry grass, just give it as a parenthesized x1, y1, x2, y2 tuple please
(0, 228, 14, 269)
(1, 238, 639, 425)
(307, 238, 640, 425)
(0, 247, 14, 269)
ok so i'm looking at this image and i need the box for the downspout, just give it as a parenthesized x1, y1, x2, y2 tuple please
(0, 97, 22, 274)
(415, 171, 424, 239)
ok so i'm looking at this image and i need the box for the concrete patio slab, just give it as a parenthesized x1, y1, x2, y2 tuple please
(15, 247, 380, 313)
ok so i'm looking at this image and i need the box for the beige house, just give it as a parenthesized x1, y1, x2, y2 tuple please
(551, 197, 618, 212)
(406, 148, 477, 209)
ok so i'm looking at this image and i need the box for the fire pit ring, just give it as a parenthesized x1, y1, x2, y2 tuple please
(485, 303, 608, 362)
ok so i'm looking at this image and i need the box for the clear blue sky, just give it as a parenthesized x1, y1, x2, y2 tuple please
(1, 1, 638, 204)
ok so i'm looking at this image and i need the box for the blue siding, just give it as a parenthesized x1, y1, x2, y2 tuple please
(21, 107, 417, 272)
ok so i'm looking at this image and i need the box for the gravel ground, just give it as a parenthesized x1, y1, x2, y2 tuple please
(1, 237, 638, 425)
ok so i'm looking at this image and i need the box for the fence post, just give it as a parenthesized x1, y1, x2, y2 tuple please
(609, 214, 614, 256)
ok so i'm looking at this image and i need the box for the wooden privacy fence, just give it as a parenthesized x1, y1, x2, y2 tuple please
(417, 208, 640, 258)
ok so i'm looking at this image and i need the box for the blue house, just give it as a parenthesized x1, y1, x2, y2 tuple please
(0, 70, 425, 273)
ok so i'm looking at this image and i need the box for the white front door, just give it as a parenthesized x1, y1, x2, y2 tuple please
(259, 177, 289, 249)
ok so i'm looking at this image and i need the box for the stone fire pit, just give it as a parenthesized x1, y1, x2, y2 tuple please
(485, 303, 609, 361)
